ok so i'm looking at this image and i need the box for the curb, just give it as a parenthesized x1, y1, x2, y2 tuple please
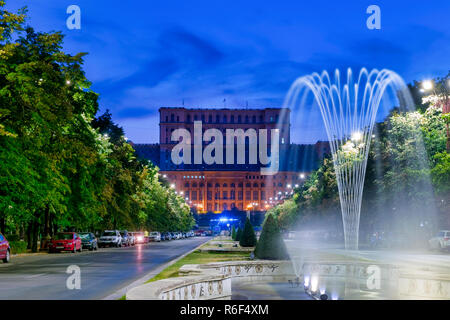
(102, 239, 210, 300)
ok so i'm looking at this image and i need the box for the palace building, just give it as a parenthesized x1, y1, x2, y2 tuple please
(133, 107, 330, 215)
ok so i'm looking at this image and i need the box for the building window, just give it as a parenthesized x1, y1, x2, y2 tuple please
(199, 191, 203, 201)
(230, 190, 235, 200)
(216, 115, 220, 123)
(231, 115, 234, 123)
(252, 115, 256, 123)
(215, 192, 219, 200)
(223, 115, 227, 123)
(223, 203, 228, 211)
(207, 191, 212, 200)
(209, 115, 212, 123)
(253, 191, 258, 200)
(222, 191, 228, 199)
(261, 191, 266, 200)
(245, 191, 251, 200)
(238, 115, 242, 123)
(238, 191, 243, 200)
(192, 191, 197, 200)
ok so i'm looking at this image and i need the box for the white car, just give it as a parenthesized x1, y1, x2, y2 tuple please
(98, 230, 122, 248)
(149, 231, 161, 242)
(428, 230, 450, 251)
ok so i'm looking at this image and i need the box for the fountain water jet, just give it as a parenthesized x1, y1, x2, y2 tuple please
(283, 68, 413, 250)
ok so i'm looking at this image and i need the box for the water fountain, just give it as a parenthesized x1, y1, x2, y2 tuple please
(283, 68, 414, 250)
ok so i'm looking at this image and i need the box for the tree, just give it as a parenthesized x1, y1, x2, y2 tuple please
(254, 214, 289, 260)
(235, 227, 242, 242)
(239, 217, 256, 247)
(231, 225, 236, 240)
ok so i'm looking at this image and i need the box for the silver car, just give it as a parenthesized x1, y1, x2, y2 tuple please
(429, 230, 450, 251)
(98, 230, 122, 248)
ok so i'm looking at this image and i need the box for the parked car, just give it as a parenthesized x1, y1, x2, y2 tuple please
(48, 232, 82, 253)
(149, 231, 161, 242)
(98, 230, 122, 248)
(79, 232, 98, 251)
(128, 233, 135, 246)
(0, 233, 10, 263)
(429, 230, 450, 251)
(131, 232, 146, 244)
(120, 230, 131, 246)
(162, 232, 172, 241)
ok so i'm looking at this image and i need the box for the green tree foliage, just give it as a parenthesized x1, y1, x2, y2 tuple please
(239, 217, 256, 247)
(254, 213, 289, 260)
(235, 227, 242, 242)
(0, 2, 194, 248)
(269, 72, 449, 240)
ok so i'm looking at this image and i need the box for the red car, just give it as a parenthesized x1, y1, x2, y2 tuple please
(0, 233, 10, 263)
(48, 232, 82, 253)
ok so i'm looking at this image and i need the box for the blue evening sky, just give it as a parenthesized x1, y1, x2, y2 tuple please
(6, 0, 450, 143)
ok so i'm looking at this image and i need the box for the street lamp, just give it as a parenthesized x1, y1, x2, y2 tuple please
(351, 131, 363, 142)
(422, 80, 434, 91)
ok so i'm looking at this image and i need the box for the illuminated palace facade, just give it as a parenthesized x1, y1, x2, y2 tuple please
(133, 107, 330, 214)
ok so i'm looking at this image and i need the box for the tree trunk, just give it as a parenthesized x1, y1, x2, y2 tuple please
(40, 206, 50, 249)
(31, 220, 39, 253)
(0, 216, 5, 234)
(26, 223, 32, 249)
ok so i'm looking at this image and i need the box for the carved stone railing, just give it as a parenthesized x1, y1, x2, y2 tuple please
(126, 260, 294, 300)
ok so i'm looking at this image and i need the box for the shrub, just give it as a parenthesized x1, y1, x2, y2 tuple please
(231, 226, 237, 240)
(9, 240, 28, 254)
(235, 227, 242, 242)
(239, 217, 257, 247)
(254, 214, 289, 260)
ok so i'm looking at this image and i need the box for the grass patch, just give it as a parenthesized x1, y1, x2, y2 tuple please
(145, 250, 250, 284)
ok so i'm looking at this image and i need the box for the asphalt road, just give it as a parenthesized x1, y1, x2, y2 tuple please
(0, 237, 210, 300)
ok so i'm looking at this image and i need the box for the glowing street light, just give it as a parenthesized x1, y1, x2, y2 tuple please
(170, 184, 175, 189)
(422, 80, 433, 91)
(299, 173, 305, 179)
(351, 131, 363, 142)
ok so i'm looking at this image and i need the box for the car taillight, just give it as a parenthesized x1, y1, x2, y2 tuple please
(444, 237, 449, 241)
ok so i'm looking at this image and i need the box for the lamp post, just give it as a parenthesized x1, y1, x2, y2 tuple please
(422, 79, 450, 152)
